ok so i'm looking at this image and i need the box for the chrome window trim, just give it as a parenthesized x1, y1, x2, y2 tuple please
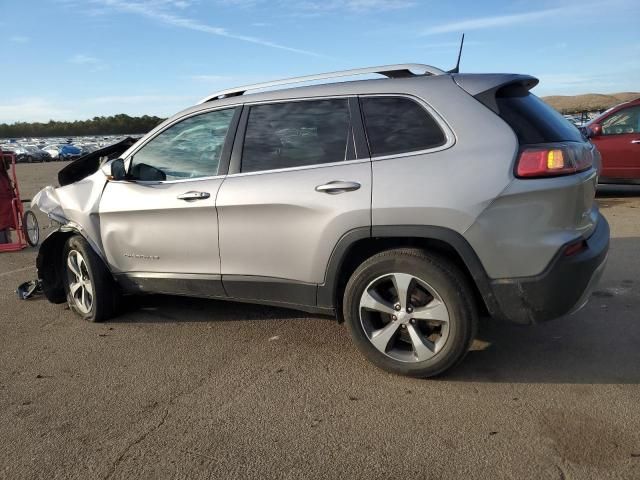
(119, 174, 226, 186)
(359, 93, 456, 162)
(226, 157, 370, 178)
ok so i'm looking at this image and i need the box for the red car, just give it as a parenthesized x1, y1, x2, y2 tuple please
(586, 98, 640, 183)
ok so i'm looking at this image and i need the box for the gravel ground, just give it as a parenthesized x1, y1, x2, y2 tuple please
(1, 163, 639, 479)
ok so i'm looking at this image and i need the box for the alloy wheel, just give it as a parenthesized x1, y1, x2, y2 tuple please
(359, 272, 450, 363)
(66, 250, 94, 314)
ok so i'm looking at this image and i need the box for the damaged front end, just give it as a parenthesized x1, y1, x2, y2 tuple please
(26, 138, 140, 302)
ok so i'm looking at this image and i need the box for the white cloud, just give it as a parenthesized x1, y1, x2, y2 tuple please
(9, 35, 30, 43)
(423, 7, 573, 35)
(69, 54, 108, 71)
(69, 54, 100, 65)
(296, 0, 415, 12)
(0, 98, 74, 123)
(91, 0, 323, 56)
(0, 94, 195, 123)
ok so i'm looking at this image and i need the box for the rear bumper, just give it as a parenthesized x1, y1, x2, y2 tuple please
(489, 213, 609, 325)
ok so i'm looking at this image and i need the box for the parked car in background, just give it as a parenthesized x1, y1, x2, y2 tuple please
(58, 144, 82, 161)
(24, 145, 53, 162)
(1, 144, 42, 163)
(585, 97, 640, 183)
(43, 145, 60, 160)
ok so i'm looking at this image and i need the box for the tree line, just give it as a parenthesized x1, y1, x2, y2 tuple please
(0, 114, 166, 138)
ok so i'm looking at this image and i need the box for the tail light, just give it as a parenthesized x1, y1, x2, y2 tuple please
(516, 144, 593, 178)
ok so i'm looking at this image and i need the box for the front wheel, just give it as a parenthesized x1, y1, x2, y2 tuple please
(343, 248, 477, 378)
(63, 235, 120, 322)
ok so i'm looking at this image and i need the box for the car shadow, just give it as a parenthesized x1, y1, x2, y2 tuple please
(448, 235, 640, 384)
(108, 235, 638, 385)
(110, 294, 317, 324)
(597, 184, 640, 198)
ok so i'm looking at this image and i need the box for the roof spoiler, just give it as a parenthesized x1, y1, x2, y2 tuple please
(452, 74, 539, 113)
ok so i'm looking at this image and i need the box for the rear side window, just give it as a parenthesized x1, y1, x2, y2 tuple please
(361, 96, 446, 157)
(241, 99, 350, 173)
(495, 86, 583, 144)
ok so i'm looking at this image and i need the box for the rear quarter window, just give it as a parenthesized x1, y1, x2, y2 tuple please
(361, 96, 446, 157)
(495, 85, 583, 144)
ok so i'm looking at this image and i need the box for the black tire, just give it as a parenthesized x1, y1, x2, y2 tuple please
(343, 248, 477, 378)
(27, 156, 33, 163)
(62, 235, 120, 322)
(22, 210, 39, 246)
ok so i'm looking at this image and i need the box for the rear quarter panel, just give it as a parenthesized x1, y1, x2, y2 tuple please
(371, 76, 517, 236)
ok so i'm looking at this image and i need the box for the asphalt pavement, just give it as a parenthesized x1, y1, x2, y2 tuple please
(1, 163, 639, 479)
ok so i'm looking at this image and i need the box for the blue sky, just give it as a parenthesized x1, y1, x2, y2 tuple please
(0, 0, 638, 123)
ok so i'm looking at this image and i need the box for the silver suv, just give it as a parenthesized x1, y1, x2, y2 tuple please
(34, 64, 609, 377)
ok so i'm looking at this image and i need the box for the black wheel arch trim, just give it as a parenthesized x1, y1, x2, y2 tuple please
(37, 225, 112, 304)
(317, 225, 501, 319)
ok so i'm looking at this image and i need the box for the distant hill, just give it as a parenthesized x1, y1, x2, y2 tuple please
(542, 92, 640, 114)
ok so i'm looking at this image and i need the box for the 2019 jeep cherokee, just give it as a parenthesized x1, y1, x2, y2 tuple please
(33, 64, 609, 377)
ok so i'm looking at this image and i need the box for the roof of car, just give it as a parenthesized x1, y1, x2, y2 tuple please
(153, 68, 538, 136)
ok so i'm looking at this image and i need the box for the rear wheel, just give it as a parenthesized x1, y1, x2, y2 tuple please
(63, 235, 120, 322)
(343, 248, 477, 378)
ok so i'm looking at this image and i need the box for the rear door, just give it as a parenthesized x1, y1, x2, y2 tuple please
(216, 97, 371, 306)
(99, 107, 240, 295)
(592, 105, 640, 178)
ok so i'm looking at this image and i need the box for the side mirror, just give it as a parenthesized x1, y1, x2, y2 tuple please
(110, 158, 128, 180)
(100, 158, 129, 181)
(588, 124, 602, 138)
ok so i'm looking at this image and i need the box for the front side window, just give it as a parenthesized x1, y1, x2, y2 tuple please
(131, 107, 237, 181)
(241, 99, 350, 173)
(361, 96, 446, 157)
(601, 106, 640, 135)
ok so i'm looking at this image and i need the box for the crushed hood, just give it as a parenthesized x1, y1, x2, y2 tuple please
(58, 136, 139, 186)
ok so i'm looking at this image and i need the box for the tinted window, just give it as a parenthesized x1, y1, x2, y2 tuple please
(361, 97, 446, 156)
(495, 86, 583, 144)
(131, 108, 236, 181)
(241, 99, 350, 173)
(601, 106, 640, 135)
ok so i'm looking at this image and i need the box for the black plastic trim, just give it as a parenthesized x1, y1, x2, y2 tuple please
(348, 97, 370, 160)
(316, 225, 501, 318)
(216, 105, 243, 176)
(371, 225, 500, 315)
(116, 272, 226, 298)
(490, 213, 609, 325)
(228, 105, 249, 175)
(317, 227, 371, 308)
(223, 275, 317, 306)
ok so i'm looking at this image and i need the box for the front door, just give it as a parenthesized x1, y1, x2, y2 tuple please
(99, 107, 240, 296)
(216, 98, 371, 306)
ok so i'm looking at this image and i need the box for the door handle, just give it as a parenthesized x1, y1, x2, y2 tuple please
(177, 191, 211, 201)
(631, 140, 640, 144)
(315, 181, 361, 194)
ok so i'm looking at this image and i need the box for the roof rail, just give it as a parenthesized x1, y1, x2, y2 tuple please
(197, 63, 445, 104)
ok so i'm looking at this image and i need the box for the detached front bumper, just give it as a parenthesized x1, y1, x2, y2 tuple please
(489, 213, 610, 325)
